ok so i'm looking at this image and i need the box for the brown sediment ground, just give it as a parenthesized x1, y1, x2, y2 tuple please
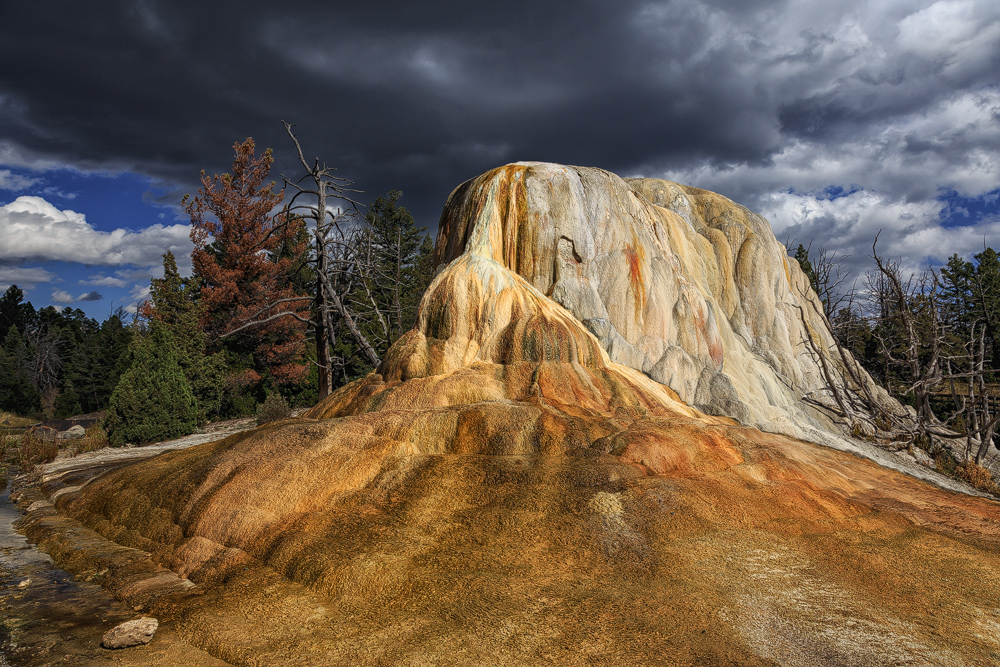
(10, 374, 1000, 666)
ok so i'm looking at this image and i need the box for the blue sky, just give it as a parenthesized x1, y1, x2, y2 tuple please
(1, 0, 997, 322)
(0, 167, 189, 319)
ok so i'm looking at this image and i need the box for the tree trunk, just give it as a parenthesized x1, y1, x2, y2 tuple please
(394, 227, 403, 341)
(314, 187, 333, 400)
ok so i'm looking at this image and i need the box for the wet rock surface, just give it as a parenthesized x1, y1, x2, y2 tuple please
(1, 448, 235, 665)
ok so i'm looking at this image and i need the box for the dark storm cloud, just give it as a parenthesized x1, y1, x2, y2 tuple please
(0, 0, 997, 277)
(0, 0, 789, 222)
(78, 291, 103, 302)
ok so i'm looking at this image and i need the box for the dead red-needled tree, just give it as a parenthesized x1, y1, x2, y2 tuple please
(187, 138, 310, 387)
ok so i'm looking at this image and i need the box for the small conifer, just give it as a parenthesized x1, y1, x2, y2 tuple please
(105, 321, 197, 446)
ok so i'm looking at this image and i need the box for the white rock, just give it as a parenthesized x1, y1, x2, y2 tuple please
(101, 617, 158, 649)
(429, 162, 904, 441)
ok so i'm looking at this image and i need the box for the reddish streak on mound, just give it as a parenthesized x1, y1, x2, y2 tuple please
(623, 242, 646, 320)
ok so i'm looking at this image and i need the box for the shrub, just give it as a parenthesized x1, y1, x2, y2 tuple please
(18, 431, 58, 471)
(256, 393, 292, 426)
(932, 446, 959, 476)
(74, 423, 110, 456)
(955, 460, 999, 495)
(105, 322, 198, 447)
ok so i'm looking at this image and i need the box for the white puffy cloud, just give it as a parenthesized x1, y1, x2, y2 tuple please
(80, 273, 130, 288)
(51, 288, 76, 304)
(123, 283, 152, 315)
(0, 195, 191, 266)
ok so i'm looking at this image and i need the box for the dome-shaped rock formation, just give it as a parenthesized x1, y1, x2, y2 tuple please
(428, 163, 896, 444)
(22, 163, 1000, 666)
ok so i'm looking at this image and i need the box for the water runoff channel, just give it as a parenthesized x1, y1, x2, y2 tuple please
(0, 421, 254, 665)
(0, 466, 141, 665)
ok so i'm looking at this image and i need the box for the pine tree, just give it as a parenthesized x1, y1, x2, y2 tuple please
(0, 285, 34, 340)
(972, 247, 1000, 373)
(794, 244, 819, 296)
(187, 138, 310, 394)
(140, 251, 225, 421)
(363, 190, 433, 341)
(104, 321, 197, 446)
(97, 309, 134, 404)
(940, 254, 976, 342)
(0, 328, 41, 415)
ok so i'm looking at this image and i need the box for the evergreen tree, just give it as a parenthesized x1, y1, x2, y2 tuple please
(187, 138, 310, 399)
(406, 234, 437, 328)
(794, 244, 819, 297)
(105, 320, 197, 446)
(97, 309, 134, 404)
(326, 191, 436, 384)
(141, 251, 225, 421)
(53, 381, 83, 418)
(43, 307, 105, 417)
(940, 254, 976, 342)
(364, 191, 431, 341)
(972, 247, 1000, 373)
(0, 328, 41, 415)
(0, 285, 35, 340)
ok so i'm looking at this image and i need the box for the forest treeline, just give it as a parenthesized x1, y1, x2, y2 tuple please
(0, 134, 434, 445)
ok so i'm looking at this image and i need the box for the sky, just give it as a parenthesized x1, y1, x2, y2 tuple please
(0, 0, 997, 320)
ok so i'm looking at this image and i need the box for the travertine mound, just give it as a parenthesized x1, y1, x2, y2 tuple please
(430, 163, 892, 443)
(25, 163, 1000, 666)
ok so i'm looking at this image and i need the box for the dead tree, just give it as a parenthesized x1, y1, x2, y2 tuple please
(866, 237, 946, 442)
(945, 323, 1000, 464)
(282, 121, 380, 398)
(801, 234, 999, 462)
(796, 284, 915, 449)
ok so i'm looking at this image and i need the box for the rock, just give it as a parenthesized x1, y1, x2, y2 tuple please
(910, 446, 935, 467)
(17, 578, 31, 589)
(101, 617, 158, 649)
(423, 162, 900, 440)
(58, 425, 87, 440)
(27, 425, 58, 441)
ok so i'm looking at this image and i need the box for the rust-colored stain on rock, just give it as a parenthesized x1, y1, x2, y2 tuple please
(623, 240, 646, 321)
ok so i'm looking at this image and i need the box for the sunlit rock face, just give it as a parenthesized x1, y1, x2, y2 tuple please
(407, 162, 889, 443)
(38, 163, 1000, 666)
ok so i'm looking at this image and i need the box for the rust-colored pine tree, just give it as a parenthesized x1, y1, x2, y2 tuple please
(186, 138, 310, 388)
